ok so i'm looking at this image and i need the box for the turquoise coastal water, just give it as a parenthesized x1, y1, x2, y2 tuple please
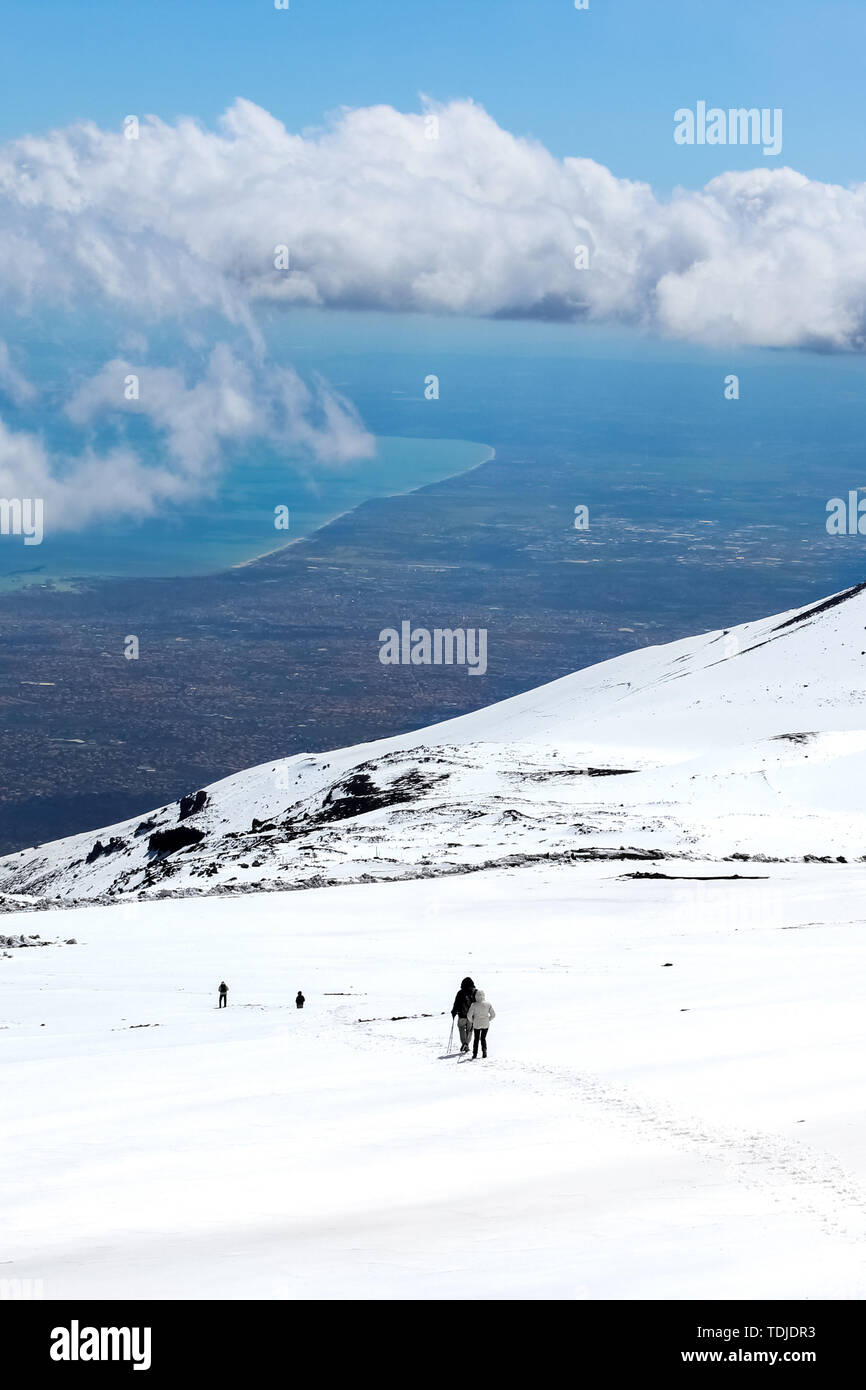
(0, 436, 493, 590)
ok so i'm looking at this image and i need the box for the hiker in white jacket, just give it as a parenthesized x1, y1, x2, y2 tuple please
(466, 989, 496, 1059)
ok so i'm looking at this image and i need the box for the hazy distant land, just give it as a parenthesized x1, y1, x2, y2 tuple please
(0, 430, 863, 856)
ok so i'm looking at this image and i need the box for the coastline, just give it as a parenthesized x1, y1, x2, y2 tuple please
(0, 438, 495, 593)
(230, 441, 496, 572)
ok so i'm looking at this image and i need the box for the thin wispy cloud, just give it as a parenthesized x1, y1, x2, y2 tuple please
(0, 346, 374, 531)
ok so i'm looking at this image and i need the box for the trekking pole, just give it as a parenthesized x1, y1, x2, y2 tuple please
(447, 1018, 454, 1054)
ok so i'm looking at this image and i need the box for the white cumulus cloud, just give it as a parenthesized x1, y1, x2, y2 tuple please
(1, 98, 866, 349)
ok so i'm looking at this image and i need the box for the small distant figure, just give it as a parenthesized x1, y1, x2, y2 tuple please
(467, 988, 495, 1059)
(295, 991, 305, 1009)
(451, 976, 476, 1053)
(218, 981, 228, 1008)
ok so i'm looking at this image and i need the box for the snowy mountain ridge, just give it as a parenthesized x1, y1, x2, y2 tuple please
(3, 580, 866, 905)
(6, 582, 866, 1302)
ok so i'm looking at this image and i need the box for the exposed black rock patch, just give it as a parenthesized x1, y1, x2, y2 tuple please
(284, 768, 442, 837)
(86, 837, 126, 864)
(522, 767, 638, 780)
(245, 767, 446, 842)
(570, 846, 667, 861)
(179, 790, 208, 820)
(148, 826, 205, 856)
(622, 871, 769, 881)
(772, 581, 866, 632)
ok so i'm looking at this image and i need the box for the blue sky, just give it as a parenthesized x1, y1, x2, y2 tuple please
(2, 0, 864, 190)
(1, 1, 865, 550)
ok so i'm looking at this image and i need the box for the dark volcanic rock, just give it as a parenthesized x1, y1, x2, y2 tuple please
(316, 769, 432, 825)
(268, 767, 442, 845)
(86, 837, 126, 864)
(179, 790, 208, 820)
(148, 826, 205, 856)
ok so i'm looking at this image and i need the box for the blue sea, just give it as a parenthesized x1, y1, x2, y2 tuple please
(0, 434, 492, 589)
(3, 305, 866, 596)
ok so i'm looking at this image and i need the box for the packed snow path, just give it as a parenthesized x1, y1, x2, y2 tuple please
(3, 864, 866, 1299)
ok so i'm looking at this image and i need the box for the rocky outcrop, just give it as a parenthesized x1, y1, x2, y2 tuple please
(85, 837, 126, 864)
(179, 790, 208, 820)
(148, 826, 205, 857)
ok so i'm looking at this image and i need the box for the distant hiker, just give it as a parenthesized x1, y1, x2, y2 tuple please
(467, 989, 495, 1059)
(218, 981, 228, 1008)
(451, 976, 476, 1053)
(295, 991, 305, 1009)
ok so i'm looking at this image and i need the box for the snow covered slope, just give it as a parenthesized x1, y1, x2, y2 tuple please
(5, 582, 866, 1301)
(3, 862, 866, 1299)
(3, 581, 866, 905)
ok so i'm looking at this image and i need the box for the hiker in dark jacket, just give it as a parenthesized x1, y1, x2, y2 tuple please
(295, 991, 305, 1009)
(218, 981, 228, 1008)
(451, 976, 476, 1053)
